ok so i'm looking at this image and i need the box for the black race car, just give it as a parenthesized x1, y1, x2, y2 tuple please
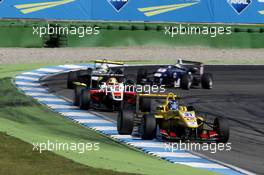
(67, 59, 124, 89)
(137, 59, 213, 90)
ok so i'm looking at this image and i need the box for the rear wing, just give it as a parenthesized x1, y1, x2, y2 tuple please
(94, 59, 124, 66)
(91, 73, 125, 78)
(177, 59, 204, 75)
(178, 59, 202, 66)
(138, 93, 179, 99)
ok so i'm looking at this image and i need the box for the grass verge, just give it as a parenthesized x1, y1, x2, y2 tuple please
(0, 132, 138, 175)
(0, 63, 218, 175)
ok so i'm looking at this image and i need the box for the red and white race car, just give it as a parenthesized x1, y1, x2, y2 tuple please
(73, 74, 136, 111)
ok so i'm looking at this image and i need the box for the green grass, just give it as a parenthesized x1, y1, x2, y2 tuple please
(0, 63, 218, 175)
(0, 132, 138, 175)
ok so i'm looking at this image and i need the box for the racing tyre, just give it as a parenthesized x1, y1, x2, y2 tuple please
(67, 71, 78, 89)
(214, 118, 229, 143)
(79, 88, 90, 110)
(181, 74, 192, 90)
(79, 69, 90, 76)
(140, 97, 151, 112)
(115, 68, 123, 74)
(73, 86, 83, 106)
(137, 68, 147, 84)
(87, 68, 93, 74)
(140, 114, 156, 140)
(117, 110, 134, 135)
(201, 73, 213, 89)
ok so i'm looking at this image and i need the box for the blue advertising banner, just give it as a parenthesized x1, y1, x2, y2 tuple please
(0, 0, 264, 24)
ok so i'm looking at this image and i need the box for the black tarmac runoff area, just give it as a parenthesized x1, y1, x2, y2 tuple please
(42, 65, 264, 175)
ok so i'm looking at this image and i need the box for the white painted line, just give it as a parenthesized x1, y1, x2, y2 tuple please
(150, 152, 200, 158)
(127, 142, 165, 148)
(21, 87, 46, 92)
(174, 162, 229, 169)
(25, 92, 53, 96)
(189, 150, 257, 175)
(16, 82, 41, 86)
(16, 76, 39, 81)
(110, 135, 135, 139)
(60, 112, 92, 117)
(35, 98, 65, 102)
(76, 119, 112, 124)
(90, 111, 117, 124)
(47, 104, 78, 109)
(92, 126, 116, 131)
(37, 68, 64, 73)
(21, 72, 47, 76)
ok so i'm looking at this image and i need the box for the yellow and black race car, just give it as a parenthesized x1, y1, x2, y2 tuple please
(117, 93, 229, 143)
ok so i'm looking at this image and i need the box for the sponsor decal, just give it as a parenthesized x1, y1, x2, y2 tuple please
(15, 0, 75, 14)
(138, 0, 199, 17)
(107, 0, 129, 12)
(259, 0, 264, 15)
(227, 0, 252, 14)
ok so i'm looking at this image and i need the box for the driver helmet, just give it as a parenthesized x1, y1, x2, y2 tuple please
(168, 99, 179, 111)
(107, 77, 118, 85)
(175, 59, 183, 69)
(101, 64, 109, 72)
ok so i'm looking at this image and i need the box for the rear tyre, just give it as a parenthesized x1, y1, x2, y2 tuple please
(181, 74, 191, 90)
(115, 68, 123, 74)
(140, 97, 151, 112)
(79, 88, 90, 110)
(140, 114, 156, 140)
(201, 73, 213, 89)
(73, 86, 83, 106)
(214, 118, 229, 143)
(117, 110, 134, 135)
(137, 68, 147, 84)
(67, 71, 78, 89)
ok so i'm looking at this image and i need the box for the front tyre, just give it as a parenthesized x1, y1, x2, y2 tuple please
(214, 118, 229, 143)
(181, 74, 191, 90)
(201, 73, 213, 89)
(73, 86, 83, 106)
(79, 88, 90, 110)
(140, 97, 151, 112)
(140, 114, 156, 140)
(67, 71, 78, 89)
(117, 110, 134, 135)
(137, 68, 147, 85)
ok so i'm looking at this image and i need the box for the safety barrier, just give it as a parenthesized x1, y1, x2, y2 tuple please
(0, 0, 264, 24)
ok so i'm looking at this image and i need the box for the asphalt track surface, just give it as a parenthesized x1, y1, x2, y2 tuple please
(42, 65, 264, 175)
